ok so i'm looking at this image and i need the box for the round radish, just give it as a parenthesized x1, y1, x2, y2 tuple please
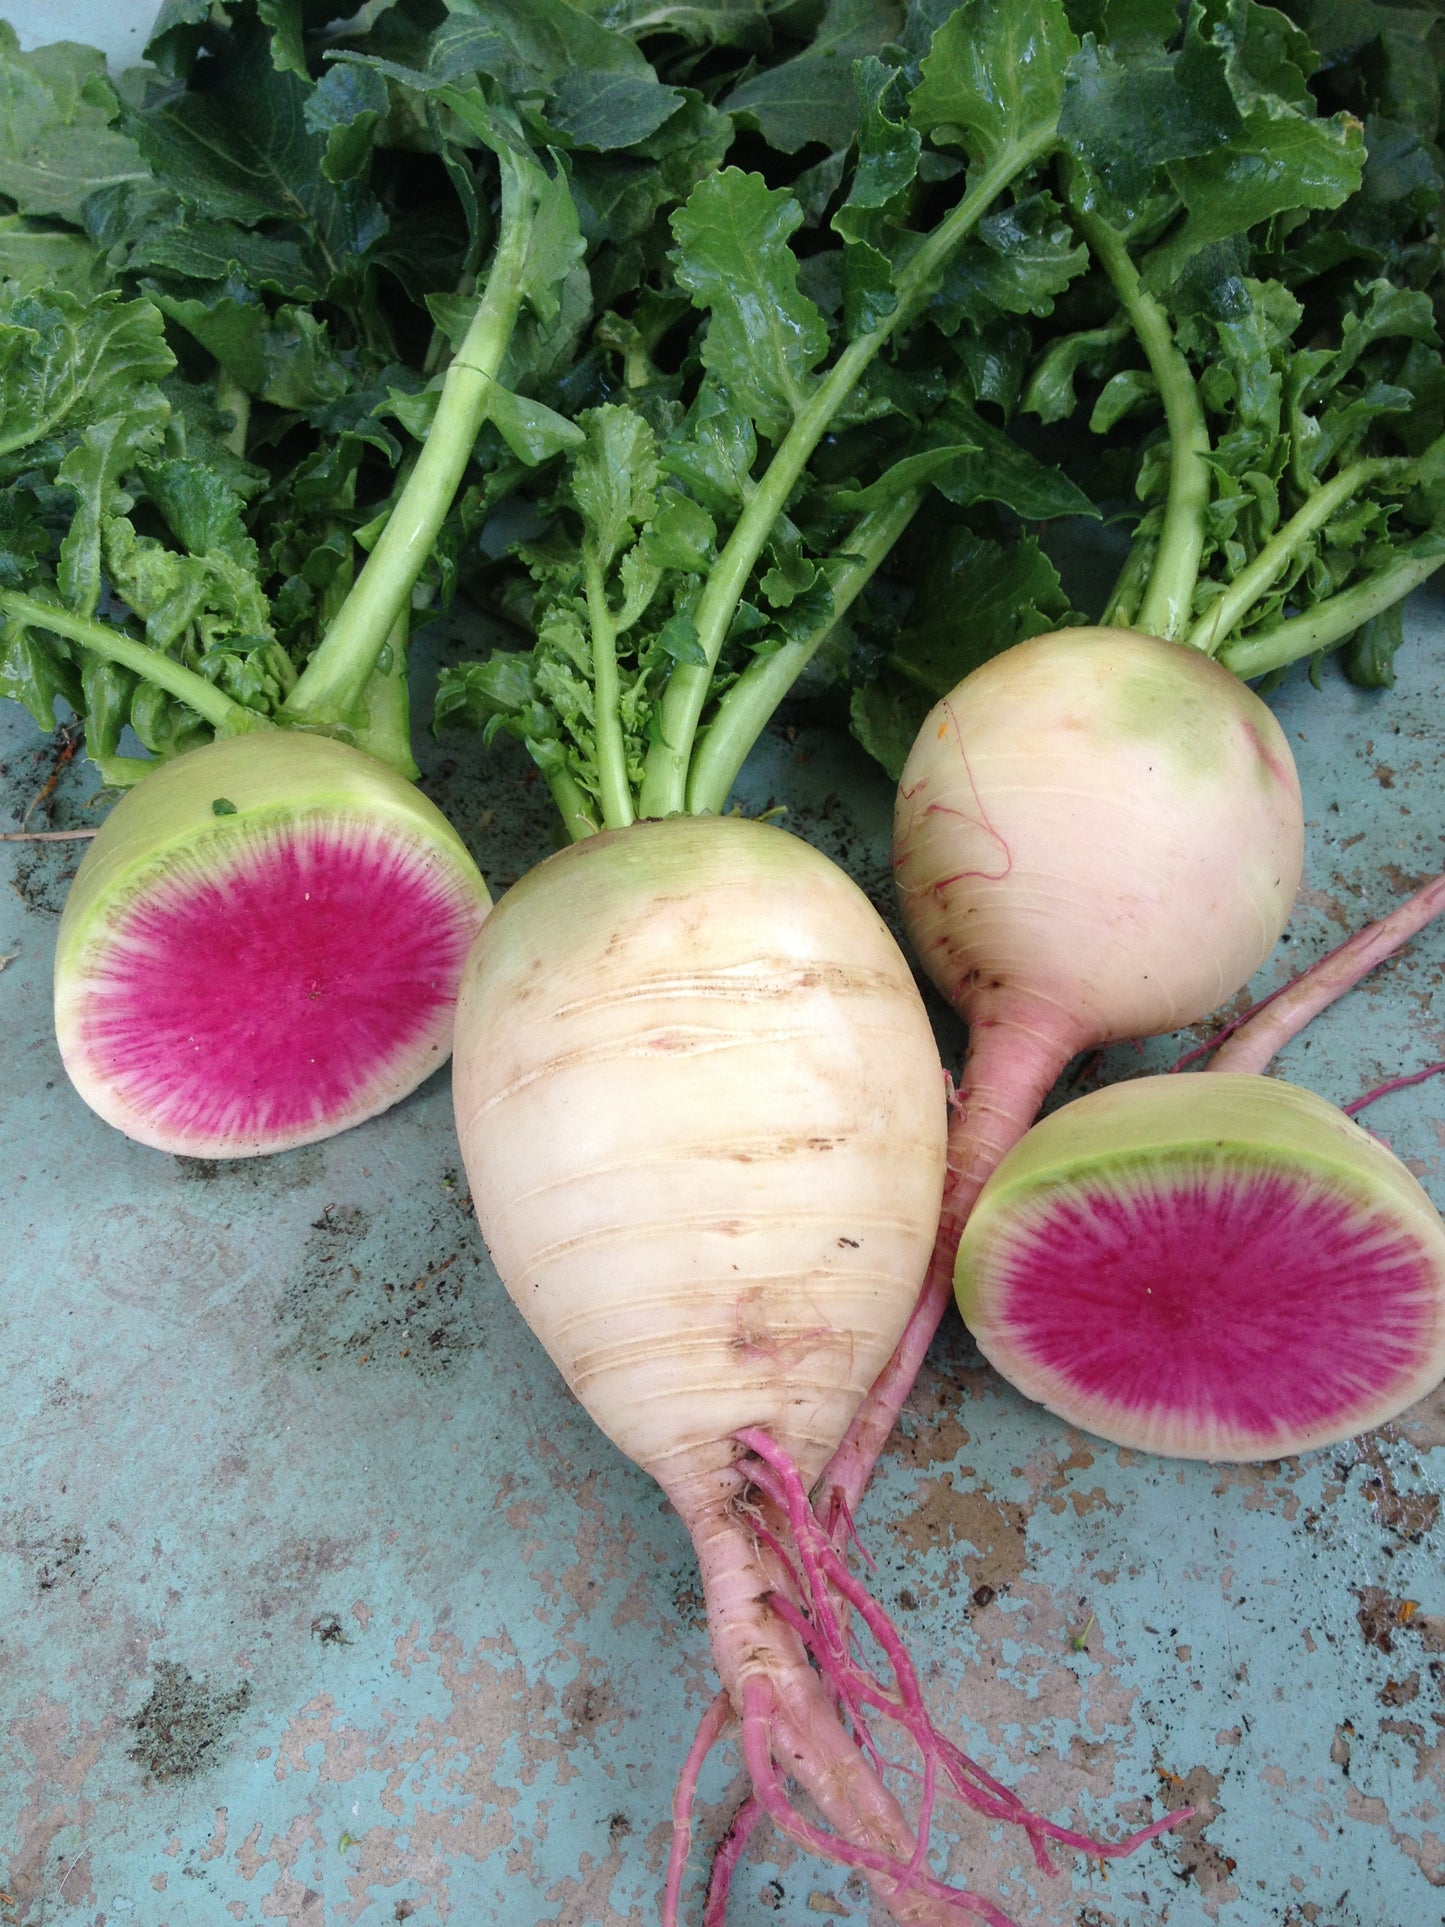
(55, 732, 490, 1156)
(821, 627, 1305, 1511)
(954, 1072, 1445, 1460)
(893, 627, 1304, 1049)
(454, 814, 946, 1492)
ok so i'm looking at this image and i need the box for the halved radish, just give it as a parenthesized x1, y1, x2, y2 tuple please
(54, 732, 490, 1156)
(954, 1073, 1445, 1460)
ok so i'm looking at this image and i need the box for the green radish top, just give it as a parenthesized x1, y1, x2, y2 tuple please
(959, 1071, 1445, 1247)
(0, 88, 585, 789)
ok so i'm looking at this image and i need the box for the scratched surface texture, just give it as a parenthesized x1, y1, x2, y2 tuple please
(2, 588, 1444, 1927)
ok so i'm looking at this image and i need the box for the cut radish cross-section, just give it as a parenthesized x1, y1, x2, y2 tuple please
(54, 733, 491, 1157)
(955, 1074, 1445, 1461)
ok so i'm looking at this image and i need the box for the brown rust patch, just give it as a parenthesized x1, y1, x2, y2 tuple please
(1357, 1438, 1442, 1541)
(1160, 1764, 1235, 1897)
(889, 1472, 1028, 1597)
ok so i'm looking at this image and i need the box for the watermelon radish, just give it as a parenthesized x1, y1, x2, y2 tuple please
(953, 1073, 1445, 1460)
(33, 125, 583, 1156)
(55, 733, 489, 1156)
(819, 626, 1305, 1511)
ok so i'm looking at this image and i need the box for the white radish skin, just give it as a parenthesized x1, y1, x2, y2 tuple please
(453, 814, 946, 1495)
(455, 814, 980, 1920)
(893, 627, 1304, 1048)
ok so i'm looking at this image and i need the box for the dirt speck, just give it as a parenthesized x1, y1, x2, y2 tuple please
(126, 1661, 252, 1781)
(1164, 1765, 1235, 1895)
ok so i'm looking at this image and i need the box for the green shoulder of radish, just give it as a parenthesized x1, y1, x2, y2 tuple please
(18, 91, 589, 1157)
(445, 13, 1192, 1917)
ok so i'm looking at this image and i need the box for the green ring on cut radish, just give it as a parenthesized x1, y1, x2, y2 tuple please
(955, 1074, 1445, 1462)
(54, 733, 491, 1157)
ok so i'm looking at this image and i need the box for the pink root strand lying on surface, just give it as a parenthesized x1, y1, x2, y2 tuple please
(666, 1428, 1188, 1926)
(1176, 864, 1445, 1077)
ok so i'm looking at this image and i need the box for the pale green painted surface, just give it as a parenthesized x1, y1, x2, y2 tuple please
(2, 594, 1445, 1927)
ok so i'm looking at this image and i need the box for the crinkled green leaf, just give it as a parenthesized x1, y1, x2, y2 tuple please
(55, 410, 167, 613)
(0, 217, 104, 296)
(724, 0, 905, 154)
(127, 33, 389, 280)
(79, 652, 136, 767)
(1059, 27, 1239, 218)
(0, 608, 80, 730)
(0, 289, 174, 470)
(831, 442, 980, 511)
(929, 191, 1089, 334)
(1146, 103, 1366, 287)
(850, 525, 1071, 776)
(125, 219, 327, 300)
(1090, 365, 1159, 431)
(1020, 319, 1130, 422)
(547, 69, 687, 152)
(141, 458, 260, 575)
(909, 0, 1079, 166)
(661, 383, 757, 515)
(304, 61, 391, 184)
(0, 25, 149, 222)
(642, 492, 717, 572)
(486, 386, 587, 465)
(1341, 598, 1405, 688)
(925, 402, 1100, 517)
(257, 0, 308, 81)
(834, 57, 923, 239)
(571, 404, 659, 571)
(670, 170, 829, 441)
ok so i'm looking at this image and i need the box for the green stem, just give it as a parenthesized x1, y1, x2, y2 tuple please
(1099, 526, 1153, 629)
(637, 127, 1058, 820)
(1216, 543, 1445, 679)
(543, 758, 600, 843)
(687, 486, 926, 816)
(0, 591, 255, 735)
(584, 551, 634, 831)
(280, 161, 536, 735)
(216, 367, 250, 458)
(350, 609, 418, 777)
(1071, 198, 1211, 643)
(1184, 456, 1401, 656)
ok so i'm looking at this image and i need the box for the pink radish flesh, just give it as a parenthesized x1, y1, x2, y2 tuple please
(71, 822, 478, 1145)
(955, 1077, 1445, 1461)
(54, 731, 491, 1157)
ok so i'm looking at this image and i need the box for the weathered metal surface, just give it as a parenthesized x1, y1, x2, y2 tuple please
(2, 590, 1444, 1927)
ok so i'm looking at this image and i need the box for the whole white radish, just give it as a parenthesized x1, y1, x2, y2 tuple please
(453, 814, 1182, 1925)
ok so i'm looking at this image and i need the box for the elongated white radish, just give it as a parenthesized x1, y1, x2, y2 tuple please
(55, 732, 489, 1156)
(452, 813, 1181, 1925)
